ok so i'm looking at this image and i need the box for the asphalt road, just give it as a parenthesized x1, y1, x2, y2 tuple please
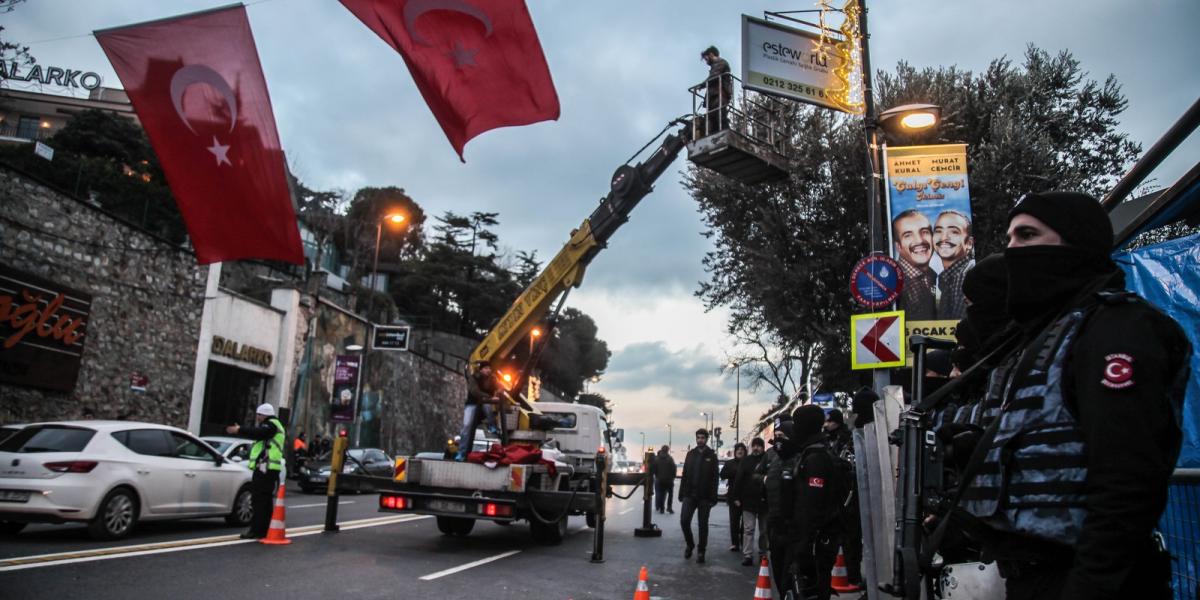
(0, 481, 774, 599)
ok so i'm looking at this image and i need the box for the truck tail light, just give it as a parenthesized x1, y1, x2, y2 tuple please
(379, 494, 408, 510)
(481, 502, 513, 517)
(44, 461, 98, 473)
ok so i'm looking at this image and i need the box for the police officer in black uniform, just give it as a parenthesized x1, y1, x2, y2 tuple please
(959, 192, 1191, 600)
(765, 407, 845, 599)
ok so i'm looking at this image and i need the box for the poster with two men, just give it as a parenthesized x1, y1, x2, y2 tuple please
(885, 144, 973, 350)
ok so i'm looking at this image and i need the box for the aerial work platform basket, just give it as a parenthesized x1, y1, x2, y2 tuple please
(687, 72, 791, 185)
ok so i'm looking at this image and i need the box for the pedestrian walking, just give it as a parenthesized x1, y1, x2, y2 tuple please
(289, 431, 307, 478)
(679, 428, 719, 563)
(731, 437, 769, 566)
(956, 191, 1191, 600)
(721, 442, 746, 552)
(226, 403, 286, 540)
(653, 445, 675, 514)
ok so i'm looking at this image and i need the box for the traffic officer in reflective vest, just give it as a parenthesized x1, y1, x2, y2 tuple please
(227, 403, 287, 540)
(959, 192, 1191, 600)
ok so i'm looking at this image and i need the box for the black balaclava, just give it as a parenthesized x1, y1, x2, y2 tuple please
(852, 387, 878, 429)
(1004, 192, 1118, 326)
(953, 254, 1011, 368)
(791, 404, 826, 448)
(776, 420, 798, 458)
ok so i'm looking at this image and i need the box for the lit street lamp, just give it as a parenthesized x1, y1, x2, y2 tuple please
(367, 212, 407, 321)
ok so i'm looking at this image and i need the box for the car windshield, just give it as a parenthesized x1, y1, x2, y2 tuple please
(0, 425, 95, 453)
(203, 439, 232, 453)
(347, 449, 365, 459)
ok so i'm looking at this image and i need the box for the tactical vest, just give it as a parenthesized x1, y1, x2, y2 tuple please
(962, 309, 1090, 544)
(249, 418, 286, 472)
(764, 450, 801, 522)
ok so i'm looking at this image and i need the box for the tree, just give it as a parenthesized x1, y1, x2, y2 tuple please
(689, 46, 1141, 393)
(339, 186, 426, 283)
(0, 109, 186, 242)
(537, 308, 610, 398)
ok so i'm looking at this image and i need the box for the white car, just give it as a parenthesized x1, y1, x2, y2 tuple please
(0, 421, 254, 540)
(200, 436, 253, 467)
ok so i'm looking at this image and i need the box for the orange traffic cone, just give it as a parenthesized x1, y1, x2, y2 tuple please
(753, 555, 772, 599)
(259, 482, 292, 545)
(633, 565, 650, 600)
(830, 546, 860, 593)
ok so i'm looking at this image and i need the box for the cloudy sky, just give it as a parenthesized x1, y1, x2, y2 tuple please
(7, 0, 1198, 458)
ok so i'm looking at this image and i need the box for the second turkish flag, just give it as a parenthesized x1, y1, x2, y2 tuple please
(340, 0, 560, 160)
(95, 5, 302, 265)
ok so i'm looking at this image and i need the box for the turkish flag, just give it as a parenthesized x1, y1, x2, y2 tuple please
(95, 6, 303, 265)
(340, 0, 560, 160)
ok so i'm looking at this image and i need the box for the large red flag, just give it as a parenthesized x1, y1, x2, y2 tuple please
(340, 0, 560, 160)
(95, 5, 303, 265)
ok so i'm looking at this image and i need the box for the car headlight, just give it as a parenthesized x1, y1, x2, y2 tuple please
(342, 464, 358, 474)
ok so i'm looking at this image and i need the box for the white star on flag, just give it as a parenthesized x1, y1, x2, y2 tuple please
(206, 136, 231, 166)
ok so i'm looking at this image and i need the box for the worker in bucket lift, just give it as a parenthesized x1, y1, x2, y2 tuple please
(456, 361, 499, 462)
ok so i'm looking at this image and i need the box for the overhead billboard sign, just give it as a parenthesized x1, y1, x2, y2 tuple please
(740, 14, 862, 114)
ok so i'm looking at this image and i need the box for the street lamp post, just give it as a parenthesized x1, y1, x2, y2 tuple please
(729, 361, 741, 444)
(666, 424, 672, 448)
(640, 431, 646, 455)
(367, 213, 406, 322)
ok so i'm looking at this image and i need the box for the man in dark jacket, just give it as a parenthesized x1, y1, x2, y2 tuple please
(700, 45, 732, 136)
(654, 445, 676, 513)
(455, 361, 498, 461)
(679, 428, 719, 562)
(721, 443, 747, 552)
(958, 192, 1191, 600)
(786, 405, 844, 600)
(731, 437, 768, 565)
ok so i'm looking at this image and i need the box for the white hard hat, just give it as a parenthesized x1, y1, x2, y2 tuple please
(256, 403, 276, 416)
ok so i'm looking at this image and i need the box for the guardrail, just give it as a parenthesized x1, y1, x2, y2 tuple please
(1164, 468, 1199, 600)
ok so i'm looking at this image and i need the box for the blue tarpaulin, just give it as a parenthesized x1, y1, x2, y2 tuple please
(1116, 232, 1200, 468)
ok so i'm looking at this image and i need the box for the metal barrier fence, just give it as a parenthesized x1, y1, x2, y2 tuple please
(1164, 468, 1200, 600)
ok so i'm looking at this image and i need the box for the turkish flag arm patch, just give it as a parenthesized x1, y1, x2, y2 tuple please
(808, 477, 825, 488)
(1101, 353, 1135, 389)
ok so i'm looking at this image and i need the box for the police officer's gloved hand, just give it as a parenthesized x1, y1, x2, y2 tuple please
(936, 422, 984, 472)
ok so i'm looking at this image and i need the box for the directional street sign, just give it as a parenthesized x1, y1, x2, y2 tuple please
(850, 310, 906, 370)
(849, 255, 904, 309)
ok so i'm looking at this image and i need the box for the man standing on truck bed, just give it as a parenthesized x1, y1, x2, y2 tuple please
(456, 361, 499, 462)
(679, 428, 719, 563)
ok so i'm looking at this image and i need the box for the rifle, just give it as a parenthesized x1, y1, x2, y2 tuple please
(880, 334, 956, 600)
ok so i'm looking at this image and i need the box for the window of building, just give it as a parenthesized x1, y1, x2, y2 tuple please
(15, 116, 42, 140)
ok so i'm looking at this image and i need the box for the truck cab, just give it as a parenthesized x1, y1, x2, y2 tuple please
(536, 402, 614, 475)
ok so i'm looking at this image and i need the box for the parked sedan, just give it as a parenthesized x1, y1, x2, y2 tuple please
(0, 421, 254, 540)
(297, 447, 392, 494)
(200, 436, 252, 467)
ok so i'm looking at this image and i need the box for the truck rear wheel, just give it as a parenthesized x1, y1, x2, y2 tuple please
(585, 512, 597, 528)
(436, 516, 475, 536)
(530, 514, 568, 545)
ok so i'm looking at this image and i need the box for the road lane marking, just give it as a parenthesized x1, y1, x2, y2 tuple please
(288, 500, 355, 509)
(418, 550, 522, 581)
(0, 514, 429, 572)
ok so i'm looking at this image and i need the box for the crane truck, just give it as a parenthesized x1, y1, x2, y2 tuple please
(361, 119, 694, 544)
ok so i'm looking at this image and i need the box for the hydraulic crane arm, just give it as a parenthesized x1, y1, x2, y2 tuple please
(468, 119, 693, 370)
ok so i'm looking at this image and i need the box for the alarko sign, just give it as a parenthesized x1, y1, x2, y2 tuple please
(0, 60, 103, 90)
(0, 264, 92, 392)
